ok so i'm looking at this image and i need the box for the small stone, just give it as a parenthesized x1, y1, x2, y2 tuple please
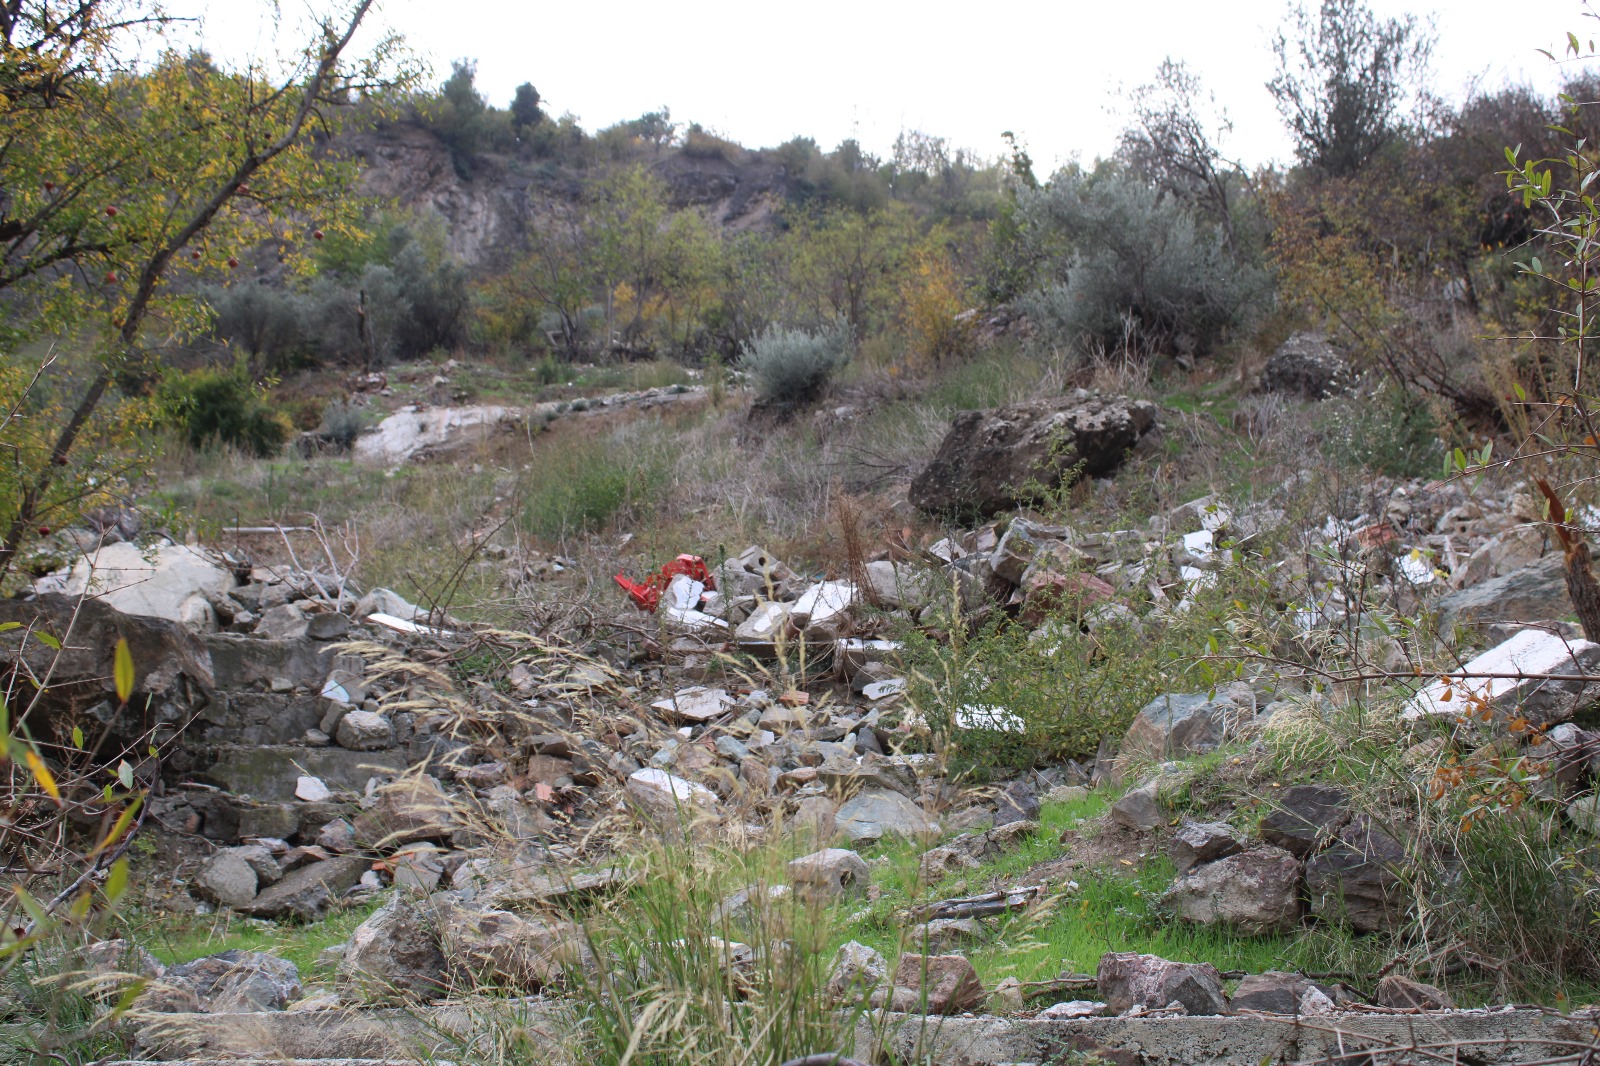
(995, 780, 1040, 823)
(1110, 782, 1163, 830)
(1169, 820, 1245, 872)
(1097, 951, 1229, 1016)
(826, 940, 888, 1004)
(336, 710, 394, 751)
(307, 612, 352, 640)
(1038, 1000, 1107, 1019)
(1373, 974, 1454, 1010)
(295, 775, 333, 802)
(787, 848, 870, 900)
(891, 953, 985, 1015)
(988, 975, 1025, 1014)
(316, 819, 356, 853)
(195, 849, 260, 909)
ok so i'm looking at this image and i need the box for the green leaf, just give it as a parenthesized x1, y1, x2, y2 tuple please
(71, 725, 83, 749)
(114, 637, 134, 704)
(0, 622, 21, 633)
(1514, 382, 1527, 401)
(34, 631, 60, 650)
(1533, 256, 1545, 274)
(117, 760, 134, 789)
(104, 857, 129, 903)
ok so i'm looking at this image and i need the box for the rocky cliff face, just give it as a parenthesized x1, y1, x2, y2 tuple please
(340, 122, 791, 266)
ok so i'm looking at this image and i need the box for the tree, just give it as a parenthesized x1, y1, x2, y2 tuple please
(1267, 0, 1435, 178)
(786, 203, 919, 342)
(1119, 59, 1246, 249)
(0, 0, 413, 582)
(510, 81, 543, 131)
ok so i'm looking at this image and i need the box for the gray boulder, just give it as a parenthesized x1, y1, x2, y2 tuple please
(1435, 554, 1571, 635)
(336, 709, 395, 751)
(1305, 816, 1410, 933)
(241, 854, 366, 921)
(1169, 820, 1245, 873)
(1166, 846, 1304, 934)
(1231, 971, 1336, 1014)
(194, 849, 261, 909)
(1259, 332, 1351, 399)
(787, 848, 870, 900)
(164, 950, 301, 1013)
(337, 894, 448, 1003)
(1259, 785, 1350, 858)
(835, 788, 939, 845)
(1119, 692, 1251, 765)
(827, 940, 888, 1004)
(1374, 974, 1454, 1010)
(1097, 951, 1229, 1015)
(910, 390, 1159, 517)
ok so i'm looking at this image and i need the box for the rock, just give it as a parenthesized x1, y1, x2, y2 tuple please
(791, 580, 856, 638)
(437, 901, 588, 991)
(920, 820, 1037, 880)
(1110, 782, 1164, 831)
(712, 883, 792, 927)
(194, 849, 260, 909)
(1119, 692, 1252, 764)
(734, 601, 794, 658)
(988, 518, 1072, 584)
(1039, 1000, 1108, 1019)
(787, 848, 870, 900)
(1166, 846, 1303, 934)
(1435, 555, 1572, 635)
(36, 541, 234, 631)
(295, 775, 333, 802)
(1259, 785, 1350, 858)
(1305, 816, 1410, 933)
(234, 844, 283, 886)
(256, 603, 311, 641)
(910, 390, 1160, 517)
(1259, 332, 1351, 399)
(354, 775, 459, 847)
(987, 975, 1026, 1014)
(1231, 971, 1331, 1014)
(165, 950, 301, 1013)
(336, 709, 395, 751)
(625, 767, 720, 825)
(1405, 628, 1600, 727)
(891, 953, 985, 1015)
(835, 788, 940, 845)
(391, 850, 444, 893)
(0, 595, 215, 749)
(1169, 820, 1245, 873)
(355, 587, 427, 622)
(316, 819, 357, 853)
(354, 404, 516, 465)
(1096, 952, 1230, 1016)
(337, 894, 448, 1003)
(1374, 974, 1455, 1010)
(307, 611, 352, 640)
(863, 560, 934, 609)
(906, 918, 983, 952)
(650, 686, 734, 724)
(995, 780, 1040, 824)
(1451, 525, 1548, 589)
(241, 855, 367, 921)
(827, 940, 889, 1004)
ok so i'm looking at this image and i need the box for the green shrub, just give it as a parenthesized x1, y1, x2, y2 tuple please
(158, 364, 291, 457)
(315, 400, 368, 451)
(1318, 378, 1445, 477)
(739, 319, 851, 409)
(1016, 165, 1269, 360)
(520, 430, 673, 539)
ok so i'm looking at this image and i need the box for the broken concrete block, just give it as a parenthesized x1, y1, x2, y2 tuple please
(1404, 628, 1600, 726)
(650, 686, 735, 724)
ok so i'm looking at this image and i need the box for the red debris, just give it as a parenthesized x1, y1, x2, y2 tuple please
(614, 554, 717, 613)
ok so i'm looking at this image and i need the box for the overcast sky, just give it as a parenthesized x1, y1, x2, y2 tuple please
(185, 0, 1594, 173)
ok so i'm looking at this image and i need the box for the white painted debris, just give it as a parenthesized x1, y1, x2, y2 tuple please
(626, 768, 720, 823)
(1396, 550, 1438, 586)
(320, 676, 353, 703)
(954, 705, 1027, 732)
(792, 581, 856, 629)
(651, 686, 735, 724)
(862, 679, 907, 701)
(37, 541, 232, 631)
(365, 612, 454, 638)
(1405, 628, 1600, 720)
(354, 404, 517, 464)
(665, 573, 705, 612)
(663, 607, 729, 632)
(295, 775, 332, 802)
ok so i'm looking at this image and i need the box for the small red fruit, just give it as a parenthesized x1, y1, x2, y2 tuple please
(103, 271, 117, 283)
(313, 230, 324, 241)
(43, 181, 54, 192)
(37, 527, 49, 536)
(104, 205, 117, 217)
(191, 250, 201, 260)
(227, 257, 239, 269)
(238, 183, 249, 193)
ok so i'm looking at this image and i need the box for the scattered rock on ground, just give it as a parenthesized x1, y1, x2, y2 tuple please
(1097, 951, 1230, 1016)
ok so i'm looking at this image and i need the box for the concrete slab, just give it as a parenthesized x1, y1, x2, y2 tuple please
(1405, 627, 1600, 723)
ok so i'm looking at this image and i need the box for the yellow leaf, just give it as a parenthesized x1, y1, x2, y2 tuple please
(114, 638, 134, 704)
(25, 749, 61, 804)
